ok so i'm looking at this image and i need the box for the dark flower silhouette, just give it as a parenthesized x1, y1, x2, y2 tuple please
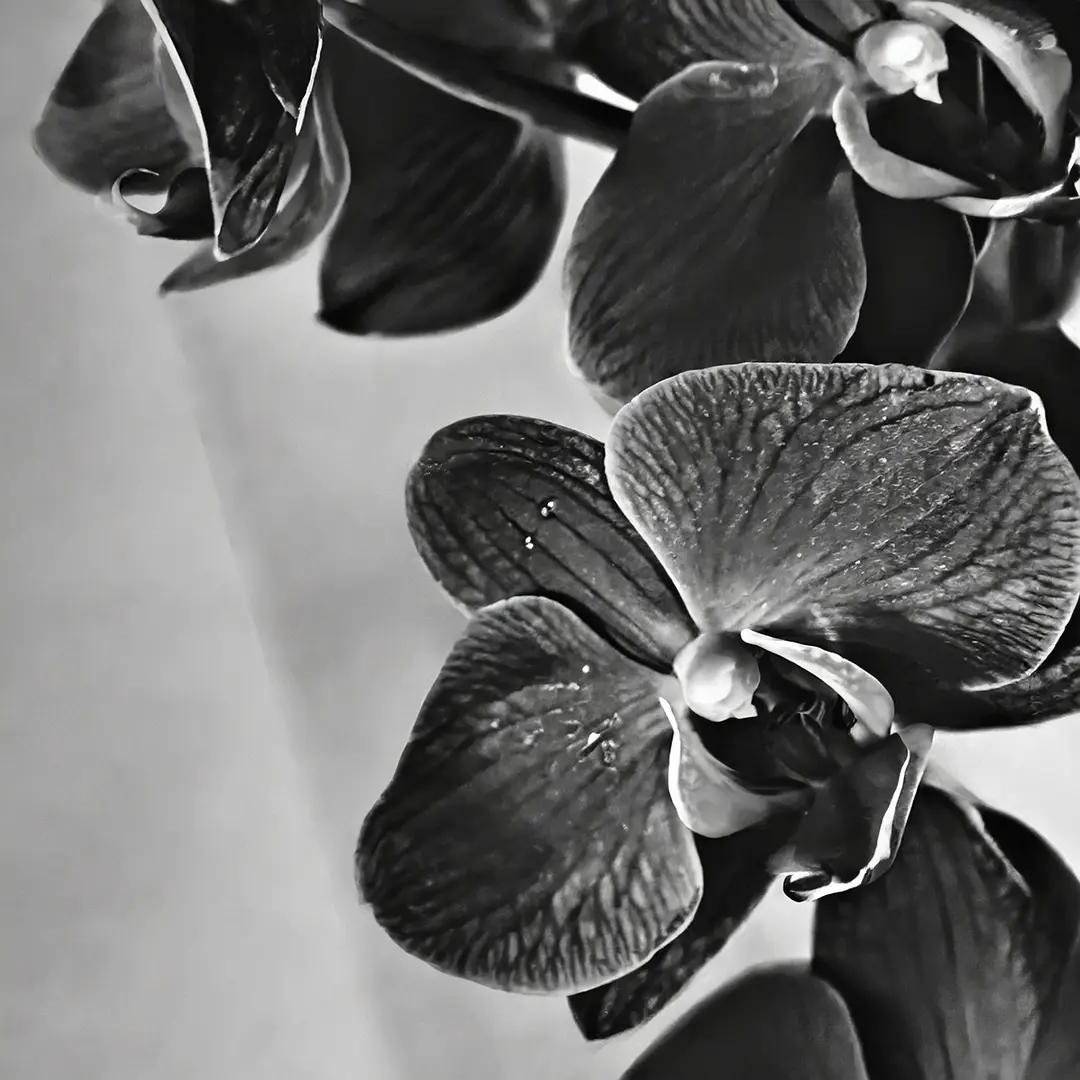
(560, 0, 1080, 402)
(358, 362, 1080, 1037)
(624, 786, 1080, 1076)
(33, 0, 573, 333)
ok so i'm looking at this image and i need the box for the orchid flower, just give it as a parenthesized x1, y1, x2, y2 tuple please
(561, 0, 1080, 403)
(358, 362, 1080, 1037)
(32, 0, 576, 332)
(624, 787, 1080, 1077)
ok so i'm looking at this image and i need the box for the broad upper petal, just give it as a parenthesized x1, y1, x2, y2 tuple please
(569, 820, 790, 1039)
(813, 788, 1080, 1080)
(566, 59, 864, 405)
(620, 966, 870, 1080)
(407, 416, 695, 668)
(607, 362, 1080, 692)
(317, 27, 565, 335)
(358, 596, 703, 993)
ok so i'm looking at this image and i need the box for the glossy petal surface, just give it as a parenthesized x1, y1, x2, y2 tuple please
(358, 596, 702, 993)
(559, 0, 839, 101)
(407, 416, 694, 668)
(318, 30, 565, 335)
(840, 182, 976, 367)
(34, 0, 193, 193)
(567, 60, 863, 405)
(607, 363, 1080, 691)
(569, 821, 789, 1040)
(621, 966, 870, 1080)
(814, 788, 1079, 1080)
(141, 0, 321, 255)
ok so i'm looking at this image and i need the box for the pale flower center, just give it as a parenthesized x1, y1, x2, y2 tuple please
(856, 19, 950, 102)
(672, 633, 760, 723)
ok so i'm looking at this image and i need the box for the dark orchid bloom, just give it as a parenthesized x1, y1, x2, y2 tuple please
(559, 0, 1080, 403)
(33, 0, 575, 333)
(625, 786, 1080, 1079)
(358, 362, 1080, 1037)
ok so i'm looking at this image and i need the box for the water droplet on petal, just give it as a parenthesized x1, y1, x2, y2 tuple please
(682, 61, 780, 100)
(523, 535, 535, 551)
(539, 499, 557, 518)
(585, 732, 601, 748)
(581, 664, 591, 675)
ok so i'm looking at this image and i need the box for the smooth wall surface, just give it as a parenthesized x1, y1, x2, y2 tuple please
(5, 5, 1080, 1080)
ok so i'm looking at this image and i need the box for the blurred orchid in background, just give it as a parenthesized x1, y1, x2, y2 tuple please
(624, 786, 1080, 1079)
(358, 361, 1080, 1037)
(562, 0, 1080, 403)
(32, 0, 606, 333)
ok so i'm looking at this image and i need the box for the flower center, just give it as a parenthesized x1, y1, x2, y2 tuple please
(672, 633, 760, 723)
(855, 19, 949, 102)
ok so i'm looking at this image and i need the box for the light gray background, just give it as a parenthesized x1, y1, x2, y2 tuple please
(5, 5, 1080, 1079)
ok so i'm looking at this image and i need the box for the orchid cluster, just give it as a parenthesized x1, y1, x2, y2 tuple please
(39, 0, 1080, 1074)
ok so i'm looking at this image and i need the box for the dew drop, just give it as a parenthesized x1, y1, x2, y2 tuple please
(684, 61, 779, 100)
(523, 535, 535, 551)
(539, 499, 557, 518)
(581, 663, 591, 675)
(585, 732, 601, 748)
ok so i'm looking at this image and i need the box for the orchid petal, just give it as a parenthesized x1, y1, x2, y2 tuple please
(316, 30, 565, 335)
(940, 177, 1068, 218)
(661, 697, 809, 839)
(841, 182, 975, 366)
(358, 596, 703, 993)
(109, 166, 213, 240)
(621, 967, 870, 1080)
(138, 0, 322, 256)
(899, 0, 1072, 159)
(33, 0, 194, 194)
(569, 821, 788, 1039)
(814, 789, 1080, 1080)
(922, 327, 1080, 728)
(770, 726, 932, 901)
(161, 70, 349, 291)
(558, 0, 838, 101)
(1028, 936, 1080, 1079)
(407, 416, 695, 668)
(568, 60, 864, 405)
(607, 363, 1080, 692)
(362, 0, 558, 52)
(832, 85, 980, 199)
(741, 628, 894, 741)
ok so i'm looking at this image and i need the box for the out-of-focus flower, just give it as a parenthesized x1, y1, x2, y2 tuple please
(559, 0, 1080, 403)
(623, 785, 1080, 1079)
(33, 0, 576, 333)
(358, 362, 1080, 1037)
